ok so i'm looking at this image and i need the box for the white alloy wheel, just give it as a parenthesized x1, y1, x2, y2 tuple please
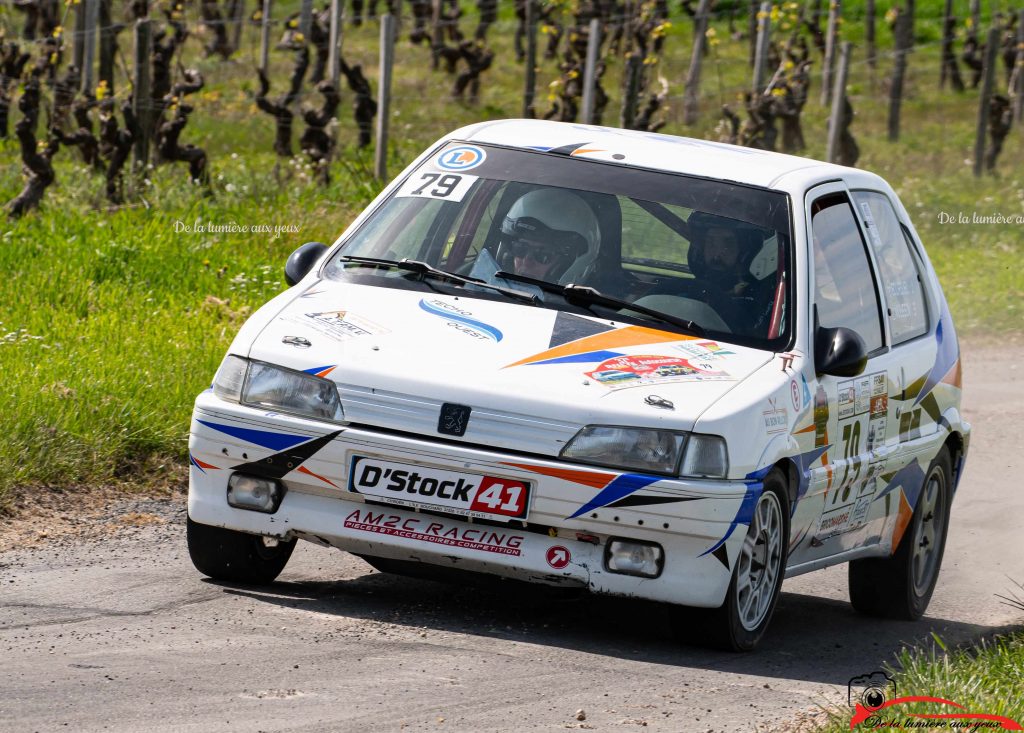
(735, 490, 785, 632)
(911, 463, 947, 597)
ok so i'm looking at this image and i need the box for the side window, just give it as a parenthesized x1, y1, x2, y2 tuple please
(851, 191, 929, 344)
(810, 192, 884, 353)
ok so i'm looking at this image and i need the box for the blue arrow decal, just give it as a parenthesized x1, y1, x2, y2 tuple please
(196, 420, 312, 451)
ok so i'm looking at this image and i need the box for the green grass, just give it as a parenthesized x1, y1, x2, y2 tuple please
(0, 1, 1022, 502)
(805, 630, 1024, 731)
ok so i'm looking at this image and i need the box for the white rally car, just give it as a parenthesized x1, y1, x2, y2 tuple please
(187, 120, 969, 650)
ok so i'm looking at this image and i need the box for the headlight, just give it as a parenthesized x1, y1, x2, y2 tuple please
(560, 426, 686, 475)
(212, 354, 247, 402)
(679, 434, 728, 478)
(560, 426, 728, 478)
(211, 355, 345, 423)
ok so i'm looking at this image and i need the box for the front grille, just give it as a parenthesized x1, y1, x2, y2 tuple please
(336, 383, 581, 457)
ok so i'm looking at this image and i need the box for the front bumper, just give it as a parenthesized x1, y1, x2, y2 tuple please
(188, 393, 756, 608)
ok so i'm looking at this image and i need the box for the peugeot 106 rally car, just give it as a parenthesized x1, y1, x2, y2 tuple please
(187, 119, 969, 651)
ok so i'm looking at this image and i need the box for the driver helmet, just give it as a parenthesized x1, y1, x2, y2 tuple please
(498, 188, 600, 279)
(686, 211, 766, 290)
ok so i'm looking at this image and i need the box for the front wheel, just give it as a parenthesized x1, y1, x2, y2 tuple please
(187, 516, 297, 584)
(677, 470, 789, 652)
(848, 447, 952, 619)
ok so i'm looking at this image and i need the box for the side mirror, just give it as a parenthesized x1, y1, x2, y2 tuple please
(284, 241, 328, 286)
(815, 325, 868, 377)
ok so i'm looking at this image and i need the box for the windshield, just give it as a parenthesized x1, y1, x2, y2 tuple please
(324, 143, 793, 351)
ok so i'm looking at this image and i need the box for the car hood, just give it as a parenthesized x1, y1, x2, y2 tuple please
(247, 282, 773, 452)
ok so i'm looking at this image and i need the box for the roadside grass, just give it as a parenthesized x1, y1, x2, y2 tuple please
(0, 3, 1022, 504)
(804, 629, 1024, 732)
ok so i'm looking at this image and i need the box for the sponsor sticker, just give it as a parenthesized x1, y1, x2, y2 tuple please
(546, 546, 571, 569)
(344, 508, 524, 556)
(673, 340, 734, 361)
(859, 201, 884, 249)
(585, 354, 731, 389)
(838, 371, 885, 420)
(434, 145, 487, 171)
(286, 309, 389, 342)
(419, 298, 503, 342)
(349, 455, 529, 521)
(763, 402, 788, 434)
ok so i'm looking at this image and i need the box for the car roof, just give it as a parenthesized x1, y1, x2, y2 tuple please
(450, 119, 857, 190)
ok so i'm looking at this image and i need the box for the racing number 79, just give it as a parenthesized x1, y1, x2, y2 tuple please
(411, 173, 462, 198)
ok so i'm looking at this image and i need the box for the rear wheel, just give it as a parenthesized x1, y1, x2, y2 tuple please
(187, 516, 296, 584)
(848, 447, 952, 619)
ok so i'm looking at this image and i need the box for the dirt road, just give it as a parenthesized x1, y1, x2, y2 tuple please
(2, 341, 1021, 732)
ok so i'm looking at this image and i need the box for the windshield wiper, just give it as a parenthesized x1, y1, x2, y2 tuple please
(495, 271, 703, 336)
(493, 270, 567, 296)
(338, 256, 540, 305)
(564, 285, 705, 336)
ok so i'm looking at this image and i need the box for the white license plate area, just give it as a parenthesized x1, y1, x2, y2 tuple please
(348, 455, 530, 522)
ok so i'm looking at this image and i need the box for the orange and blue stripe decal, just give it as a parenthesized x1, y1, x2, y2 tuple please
(506, 325, 694, 368)
(502, 462, 666, 518)
(189, 454, 219, 473)
(303, 365, 337, 378)
(297, 465, 339, 488)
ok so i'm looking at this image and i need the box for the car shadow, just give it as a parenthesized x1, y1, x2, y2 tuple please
(210, 562, 1019, 686)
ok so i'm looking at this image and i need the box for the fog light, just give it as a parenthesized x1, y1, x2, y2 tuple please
(605, 539, 664, 578)
(227, 473, 284, 513)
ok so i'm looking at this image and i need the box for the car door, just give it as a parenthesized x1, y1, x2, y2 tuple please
(848, 189, 938, 549)
(792, 182, 903, 566)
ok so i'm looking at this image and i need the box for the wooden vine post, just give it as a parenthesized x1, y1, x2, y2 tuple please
(821, 0, 840, 107)
(887, 4, 911, 142)
(230, 0, 245, 53)
(620, 53, 642, 129)
(73, 0, 87, 70)
(299, 0, 314, 39)
(522, 0, 537, 118)
(973, 26, 999, 176)
(826, 41, 851, 163)
(865, 0, 876, 87)
(328, 0, 342, 86)
(133, 17, 152, 169)
(1015, 9, 1024, 130)
(259, 0, 273, 74)
(752, 1, 771, 94)
(682, 0, 711, 125)
(940, 0, 953, 89)
(375, 14, 394, 180)
(580, 18, 601, 125)
(81, 0, 99, 93)
(99, 0, 115, 92)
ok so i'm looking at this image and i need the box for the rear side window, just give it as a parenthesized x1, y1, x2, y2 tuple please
(810, 192, 884, 353)
(852, 191, 929, 344)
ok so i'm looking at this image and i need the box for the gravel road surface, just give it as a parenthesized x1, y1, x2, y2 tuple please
(2, 340, 1021, 732)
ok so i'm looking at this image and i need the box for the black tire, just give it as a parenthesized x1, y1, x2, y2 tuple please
(848, 446, 952, 620)
(676, 469, 790, 652)
(187, 516, 297, 584)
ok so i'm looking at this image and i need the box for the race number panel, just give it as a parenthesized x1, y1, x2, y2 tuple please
(395, 172, 478, 203)
(348, 455, 530, 522)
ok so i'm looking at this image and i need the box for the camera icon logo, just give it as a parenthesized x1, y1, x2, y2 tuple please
(848, 671, 898, 711)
